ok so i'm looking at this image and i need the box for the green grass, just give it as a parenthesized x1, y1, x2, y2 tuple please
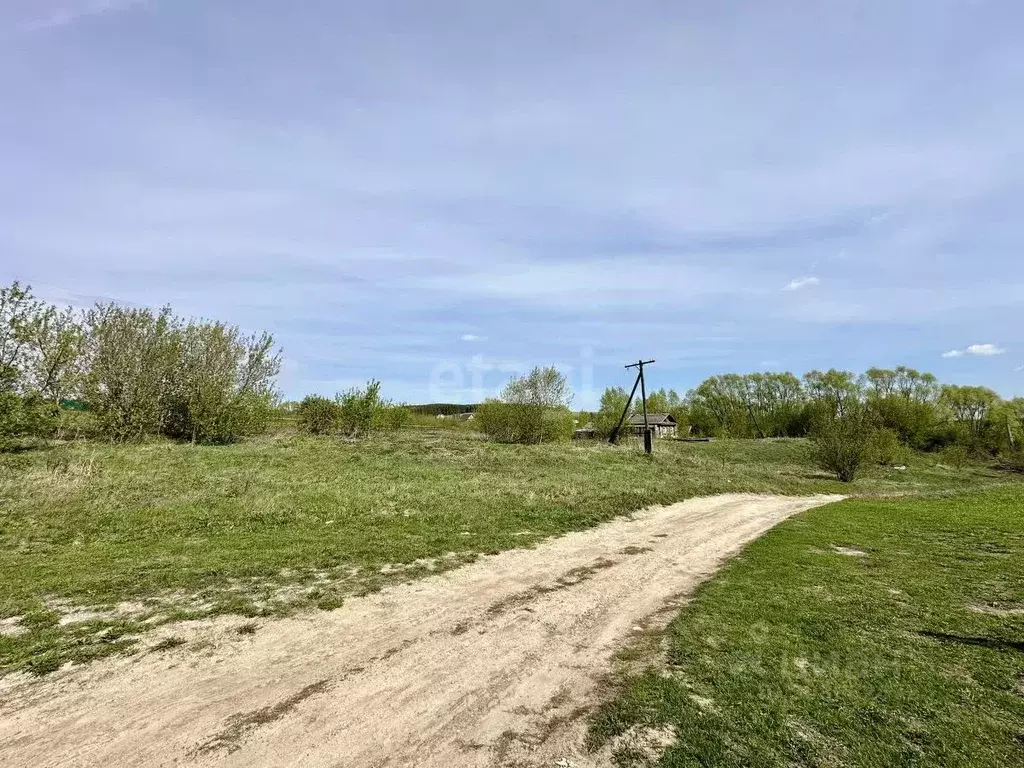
(588, 486, 1024, 767)
(0, 429, 1015, 676)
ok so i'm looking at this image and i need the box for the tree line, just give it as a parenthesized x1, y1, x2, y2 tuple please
(581, 366, 1023, 480)
(1, 282, 281, 444)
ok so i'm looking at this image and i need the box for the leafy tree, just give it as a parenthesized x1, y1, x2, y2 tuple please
(939, 384, 999, 439)
(594, 386, 630, 437)
(0, 281, 42, 389)
(687, 374, 752, 437)
(478, 367, 575, 443)
(744, 373, 806, 437)
(0, 283, 72, 442)
(80, 304, 181, 441)
(164, 322, 280, 443)
(501, 366, 573, 408)
(809, 400, 875, 482)
(803, 369, 861, 420)
(863, 366, 939, 446)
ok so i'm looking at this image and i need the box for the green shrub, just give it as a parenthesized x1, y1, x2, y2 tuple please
(942, 443, 969, 471)
(297, 395, 341, 435)
(373, 404, 411, 431)
(162, 323, 280, 444)
(337, 380, 383, 437)
(868, 428, 909, 466)
(475, 401, 574, 444)
(0, 391, 59, 447)
(810, 407, 874, 482)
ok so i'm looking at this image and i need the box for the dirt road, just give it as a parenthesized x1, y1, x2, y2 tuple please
(0, 493, 840, 767)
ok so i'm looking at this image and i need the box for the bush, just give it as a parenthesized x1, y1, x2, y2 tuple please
(868, 428, 909, 466)
(297, 396, 341, 435)
(373, 404, 411, 431)
(0, 391, 59, 447)
(298, 383, 407, 438)
(942, 443, 970, 471)
(162, 323, 280, 444)
(337, 380, 383, 437)
(810, 409, 874, 483)
(475, 401, 574, 444)
(56, 408, 103, 441)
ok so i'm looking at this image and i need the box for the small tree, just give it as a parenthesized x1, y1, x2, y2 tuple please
(164, 322, 280, 443)
(593, 386, 629, 437)
(80, 304, 181, 441)
(810, 402, 875, 482)
(477, 366, 574, 444)
(24, 304, 85, 405)
(501, 366, 573, 408)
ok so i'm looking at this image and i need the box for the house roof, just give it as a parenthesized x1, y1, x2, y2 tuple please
(627, 412, 676, 426)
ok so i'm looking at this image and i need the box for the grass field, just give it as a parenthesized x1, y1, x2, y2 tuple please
(588, 487, 1024, 767)
(0, 429, 1017, 676)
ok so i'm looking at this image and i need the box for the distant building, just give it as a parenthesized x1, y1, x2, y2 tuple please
(627, 412, 679, 438)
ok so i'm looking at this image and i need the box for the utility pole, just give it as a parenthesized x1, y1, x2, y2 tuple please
(609, 359, 656, 453)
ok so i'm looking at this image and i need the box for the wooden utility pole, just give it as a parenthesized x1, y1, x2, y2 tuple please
(609, 359, 656, 453)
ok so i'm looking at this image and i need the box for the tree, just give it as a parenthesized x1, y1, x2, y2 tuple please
(809, 399, 875, 483)
(0, 281, 42, 390)
(594, 386, 629, 437)
(0, 283, 65, 442)
(863, 367, 939, 446)
(687, 375, 754, 437)
(24, 304, 84, 404)
(939, 384, 1000, 442)
(336, 379, 384, 437)
(80, 304, 181, 441)
(804, 369, 861, 420)
(478, 367, 575, 444)
(501, 366, 573, 408)
(164, 322, 280, 443)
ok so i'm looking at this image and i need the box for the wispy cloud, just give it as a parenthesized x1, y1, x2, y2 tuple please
(782, 276, 820, 292)
(2, 1, 1024, 403)
(21, 0, 145, 30)
(942, 344, 1007, 359)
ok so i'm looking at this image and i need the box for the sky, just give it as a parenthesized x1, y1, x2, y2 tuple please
(1, 0, 1022, 408)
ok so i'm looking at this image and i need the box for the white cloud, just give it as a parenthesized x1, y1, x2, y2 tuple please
(782, 276, 820, 292)
(966, 344, 1006, 356)
(460, 333, 485, 342)
(942, 343, 1006, 359)
(21, 0, 145, 30)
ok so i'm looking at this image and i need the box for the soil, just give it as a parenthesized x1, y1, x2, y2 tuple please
(0, 493, 840, 767)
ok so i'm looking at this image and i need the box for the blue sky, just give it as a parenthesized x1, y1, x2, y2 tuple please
(1, 0, 1022, 407)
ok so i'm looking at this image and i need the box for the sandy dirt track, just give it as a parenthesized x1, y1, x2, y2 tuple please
(0, 493, 841, 768)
